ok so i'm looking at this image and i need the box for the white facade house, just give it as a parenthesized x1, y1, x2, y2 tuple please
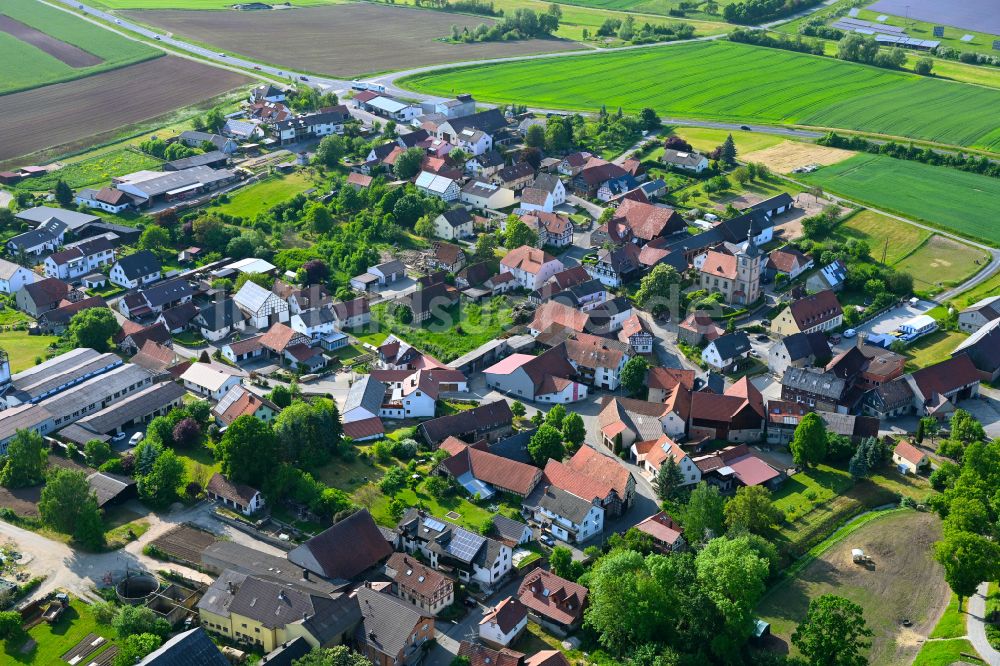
(233, 281, 289, 329)
(74, 187, 133, 213)
(179, 364, 242, 400)
(415, 171, 460, 202)
(536, 486, 604, 544)
(701, 333, 752, 372)
(0, 258, 39, 295)
(631, 436, 701, 485)
(461, 181, 516, 210)
(290, 308, 337, 339)
(661, 149, 709, 173)
(109, 250, 161, 289)
(478, 598, 527, 648)
(433, 208, 475, 241)
(453, 128, 493, 156)
(499, 246, 563, 291)
(43, 238, 115, 282)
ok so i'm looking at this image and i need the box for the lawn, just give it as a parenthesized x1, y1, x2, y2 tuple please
(928, 593, 967, 640)
(758, 510, 949, 666)
(948, 270, 1000, 309)
(675, 127, 786, 155)
(0, 331, 59, 373)
(800, 154, 1000, 246)
(367, 484, 514, 534)
(913, 639, 982, 666)
(894, 235, 989, 293)
(175, 442, 221, 492)
(0, 0, 160, 94)
(4, 598, 115, 664)
(372, 297, 514, 363)
(903, 329, 969, 372)
(832, 210, 930, 265)
(0, 308, 32, 326)
(14, 149, 162, 192)
(678, 172, 798, 212)
(772, 464, 854, 522)
(400, 40, 1000, 150)
(212, 172, 320, 219)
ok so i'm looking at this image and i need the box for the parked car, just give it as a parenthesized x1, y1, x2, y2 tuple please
(111, 432, 126, 442)
(463, 597, 477, 607)
(755, 334, 769, 342)
(539, 534, 555, 547)
(740, 125, 751, 131)
(154, 35, 161, 40)
(129, 432, 144, 446)
(843, 328, 857, 338)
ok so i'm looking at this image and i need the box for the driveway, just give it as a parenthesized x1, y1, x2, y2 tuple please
(967, 582, 1000, 666)
(0, 500, 283, 603)
(830, 299, 934, 355)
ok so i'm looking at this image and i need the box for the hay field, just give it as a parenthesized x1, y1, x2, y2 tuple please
(0, 56, 250, 162)
(125, 3, 582, 78)
(758, 510, 949, 666)
(400, 40, 1000, 150)
(0, 0, 159, 94)
(742, 140, 855, 174)
(800, 154, 1000, 246)
(894, 235, 990, 291)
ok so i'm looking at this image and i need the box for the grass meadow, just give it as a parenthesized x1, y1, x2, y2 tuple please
(400, 40, 1000, 150)
(14, 149, 161, 191)
(0, 0, 160, 94)
(800, 154, 1000, 246)
(1, 331, 59, 373)
(212, 172, 321, 219)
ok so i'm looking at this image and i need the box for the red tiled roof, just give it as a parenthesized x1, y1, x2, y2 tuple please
(343, 417, 385, 440)
(206, 472, 259, 507)
(700, 250, 737, 280)
(613, 199, 679, 241)
(646, 366, 695, 392)
(226, 334, 263, 357)
(459, 641, 524, 666)
(259, 322, 305, 353)
(767, 247, 809, 273)
(787, 290, 843, 329)
(525, 651, 570, 666)
(546, 446, 632, 502)
(529, 300, 589, 333)
(479, 596, 528, 634)
(386, 552, 452, 599)
(501, 246, 558, 276)
(442, 441, 541, 496)
(517, 568, 587, 626)
(910, 355, 981, 401)
(634, 511, 683, 546)
(893, 439, 926, 465)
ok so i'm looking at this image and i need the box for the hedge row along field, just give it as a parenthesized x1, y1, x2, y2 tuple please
(1, 0, 160, 95)
(800, 154, 1000, 247)
(400, 40, 1000, 150)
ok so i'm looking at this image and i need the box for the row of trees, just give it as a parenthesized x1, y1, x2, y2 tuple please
(819, 132, 1000, 179)
(454, 5, 560, 43)
(594, 16, 696, 44)
(723, 0, 822, 25)
(836, 34, 908, 70)
(729, 27, 825, 56)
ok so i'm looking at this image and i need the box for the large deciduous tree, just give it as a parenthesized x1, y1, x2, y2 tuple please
(724, 485, 782, 536)
(620, 356, 649, 396)
(68, 307, 121, 353)
(217, 415, 279, 487)
(0, 429, 46, 488)
(528, 425, 565, 466)
(695, 536, 770, 656)
(791, 594, 873, 666)
(934, 531, 1000, 609)
(681, 482, 725, 544)
(790, 412, 827, 468)
(38, 467, 105, 549)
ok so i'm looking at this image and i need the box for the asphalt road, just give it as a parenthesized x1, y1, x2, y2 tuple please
(968, 582, 1000, 666)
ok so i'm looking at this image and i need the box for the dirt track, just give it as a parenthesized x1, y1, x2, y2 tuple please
(125, 3, 581, 78)
(0, 15, 103, 67)
(0, 55, 250, 162)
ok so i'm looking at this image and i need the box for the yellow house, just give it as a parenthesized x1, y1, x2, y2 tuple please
(772, 289, 843, 338)
(198, 570, 360, 652)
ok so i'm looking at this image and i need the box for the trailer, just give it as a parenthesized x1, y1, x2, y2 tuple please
(42, 593, 69, 623)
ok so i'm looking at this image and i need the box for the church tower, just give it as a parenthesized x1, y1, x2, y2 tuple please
(734, 229, 762, 305)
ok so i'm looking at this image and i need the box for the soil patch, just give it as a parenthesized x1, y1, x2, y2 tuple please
(758, 510, 950, 666)
(742, 140, 855, 174)
(124, 3, 581, 78)
(0, 14, 103, 67)
(0, 55, 250, 162)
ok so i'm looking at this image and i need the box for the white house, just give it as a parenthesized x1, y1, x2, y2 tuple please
(433, 208, 475, 241)
(701, 332, 752, 372)
(43, 237, 115, 282)
(453, 128, 492, 156)
(180, 363, 242, 400)
(194, 299, 247, 342)
(0, 258, 38, 295)
(460, 180, 516, 210)
(110, 250, 162, 289)
(233, 281, 288, 329)
(290, 307, 337, 339)
(74, 187, 133, 213)
(525, 173, 565, 210)
(536, 486, 604, 544)
(367, 260, 406, 285)
(631, 435, 701, 485)
(205, 472, 265, 516)
(7, 218, 67, 258)
(661, 149, 709, 173)
(415, 171, 460, 202)
(893, 440, 928, 475)
(518, 187, 553, 214)
(499, 245, 563, 291)
(478, 597, 528, 648)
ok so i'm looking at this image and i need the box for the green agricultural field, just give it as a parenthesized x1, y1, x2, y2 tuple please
(0, 0, 160, 94)
(212, 172, 320, 218)
(800, 154, 1000, 246)
(14, 149, 161, 191)
(401, 40, 1000, 150)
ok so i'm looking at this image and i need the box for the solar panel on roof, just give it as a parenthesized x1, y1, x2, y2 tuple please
(423, 517, 447, 532)
(448, 528, 486, 562)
